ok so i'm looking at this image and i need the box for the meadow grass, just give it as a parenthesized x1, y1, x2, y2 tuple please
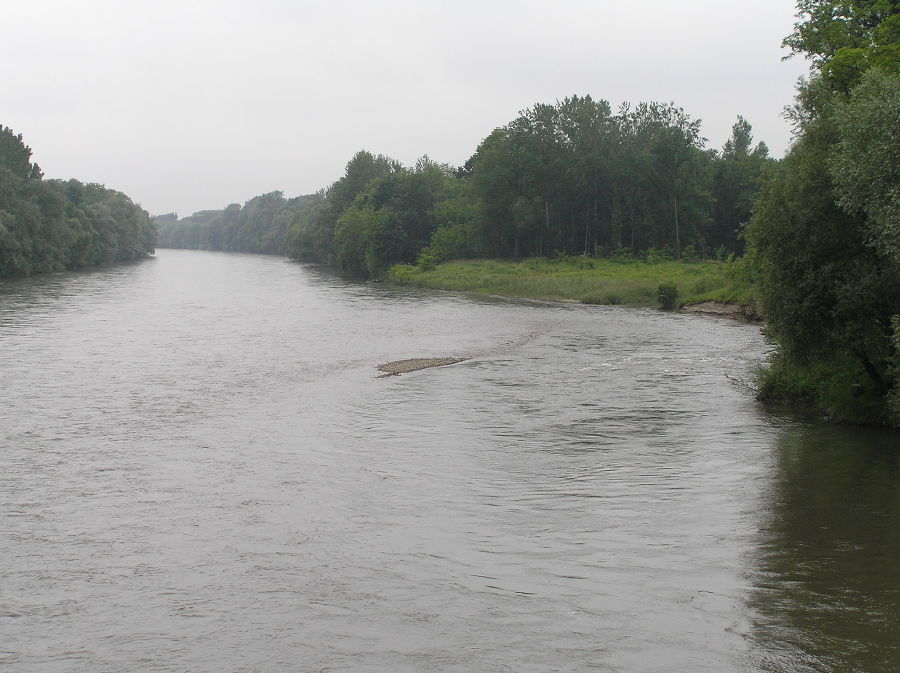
(387, 256, 754, 308)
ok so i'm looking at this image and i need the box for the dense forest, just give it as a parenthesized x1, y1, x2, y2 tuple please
(0, 127, 156, 278)
(155, 190, 322, 255)
(157, 105, 772, 276)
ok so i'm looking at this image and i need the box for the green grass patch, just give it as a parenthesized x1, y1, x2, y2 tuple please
(387, 256, 753, 309)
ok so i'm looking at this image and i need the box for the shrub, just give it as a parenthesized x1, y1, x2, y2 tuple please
(645, 247, 674, 264)
(610, 245, 633, 261)
(574, 255, 594, 269)
(715, 244, 730, 262)
(756, 352, 897, 426)
(657, 281, 678, 310)
(681, 244, 700, 262)
(416, 251, 439, 271)
(422, 221, 482, 263)
(386, 263, 420, 284)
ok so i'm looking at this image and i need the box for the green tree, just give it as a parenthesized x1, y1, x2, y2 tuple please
(285, 151, 399, 264)
(711, 117, 774, 254)
(747, 1, 900, 424)
(0, 127, 155, 278)
(0, 126, 42, 180)
(830, 68, 900, 262)
(783, 0, 900, 91)
(333, 201, 381, 275)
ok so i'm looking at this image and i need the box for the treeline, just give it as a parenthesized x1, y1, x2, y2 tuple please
(154, 191, 322, 255)
(0, 126, 156, 278)
(278, 101, 772, 276)
(158, 99, 772, 276)
(745, 0, 899, 426)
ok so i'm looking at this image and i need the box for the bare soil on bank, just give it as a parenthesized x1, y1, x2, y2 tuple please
(681, 300, 759, 322)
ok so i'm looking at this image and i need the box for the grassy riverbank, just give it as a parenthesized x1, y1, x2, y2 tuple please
(387, 255, 755, 310)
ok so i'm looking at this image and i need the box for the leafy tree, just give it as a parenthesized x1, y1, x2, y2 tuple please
(333, 201, 380, 275)
(783, 0, 900, 91)
(0, 126, 155, 278)
(0, 126, 42, 180)
(283, 151, 399, 264)
(467, 96, 720, 260)
(747, 1, 900, 424)
(830, 68, 900, 262)
(711, 117, 774, 254)
(329, 157, 455, 276)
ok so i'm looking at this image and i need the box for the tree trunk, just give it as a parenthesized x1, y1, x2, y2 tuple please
(857, 350, 888, 394)
(673, 155, 681, 258)
(584, 212, 590, 256)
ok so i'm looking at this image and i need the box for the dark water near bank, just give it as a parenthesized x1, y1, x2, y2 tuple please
(1, 249, 897, 672)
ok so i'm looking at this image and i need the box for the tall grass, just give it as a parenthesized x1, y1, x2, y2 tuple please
(388, 255, 754, 308)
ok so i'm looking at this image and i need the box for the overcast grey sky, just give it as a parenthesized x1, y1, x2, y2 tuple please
(4, 0, 810, 217)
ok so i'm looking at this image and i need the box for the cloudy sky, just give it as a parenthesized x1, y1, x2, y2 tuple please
(4, 1, 810, 217)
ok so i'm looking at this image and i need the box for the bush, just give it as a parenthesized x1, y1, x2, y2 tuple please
(574, 254, 595, 269)
(386, 263, 421, 284)
(715, 244, 730, 262)
(756, 352, 898, 426)
(645, 247, 674, 264)
(657, 281, 678, 310)
(681, 244, 700, 262)
(416, 251, 439, 271)
(610, 245, 633, 261)
(421, 221, 482, 263)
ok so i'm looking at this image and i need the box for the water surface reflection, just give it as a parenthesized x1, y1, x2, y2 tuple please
(747, 423, 900, 672)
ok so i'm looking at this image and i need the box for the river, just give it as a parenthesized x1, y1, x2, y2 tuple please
(1, 249, 897, 672)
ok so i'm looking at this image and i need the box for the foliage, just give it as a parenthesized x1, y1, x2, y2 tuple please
(466, 96, 728, 260)
(656, 281, 679, 310)
(155, 192, 319, 255)
(284, 151, 399, 264)
(328, 157, 457, 277)
(147, 94, 777, 283)
(277, 95, 773, 278)
(0, 126, 42, 180)
(387, 257, 745, 308)
(0, 126, 155, 278)
(644, 247, 674, 264)
(710, 117, 775, 254)
(783, 0, 900, 91)
(757, 351, 896, 425)
(680, 244, 699, 262)
(746, 0, 900, 426)
(830, 68, 900, 262)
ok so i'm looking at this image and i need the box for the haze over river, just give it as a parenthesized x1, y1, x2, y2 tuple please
(2, 249, 898, 672)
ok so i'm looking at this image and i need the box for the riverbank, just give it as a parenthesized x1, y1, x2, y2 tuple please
(387, 256, 755, 313)
(385, 257, 900, 427)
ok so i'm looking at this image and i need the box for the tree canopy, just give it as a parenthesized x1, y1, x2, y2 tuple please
(747, 0, 900, 425)
(0, 126, 155, 278)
